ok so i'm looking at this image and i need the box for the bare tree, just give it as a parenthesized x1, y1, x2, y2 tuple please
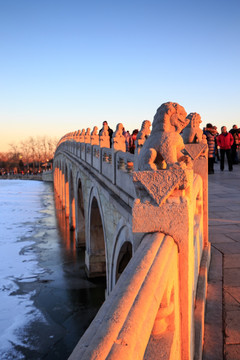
(20, 141, 31, 170)
(3, 135, 59, 173)
(0, 152, 11, 173)
(29, 137, 37, 172)
(9, 143, 20, 161)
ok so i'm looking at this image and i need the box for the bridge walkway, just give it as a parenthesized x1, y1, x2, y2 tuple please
(203, 162, 240, 360)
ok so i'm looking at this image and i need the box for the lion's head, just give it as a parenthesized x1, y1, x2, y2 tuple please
(185, 112, 202, 128)
(152, 102, 188, 133)
(85, 128, 91, 136)
(91, 126, 98, 135)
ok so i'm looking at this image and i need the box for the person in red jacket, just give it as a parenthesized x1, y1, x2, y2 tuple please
(217, 126, 234, 171)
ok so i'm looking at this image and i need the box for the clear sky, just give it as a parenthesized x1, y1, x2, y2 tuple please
(0, 0, 240, 152)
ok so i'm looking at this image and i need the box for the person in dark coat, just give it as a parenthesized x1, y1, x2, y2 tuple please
(129, 129, 139, 154)
(203, 123, 217, 174)
(229, 125, 240, 164)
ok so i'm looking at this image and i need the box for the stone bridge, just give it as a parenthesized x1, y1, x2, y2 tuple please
(53, 102, 210, 360)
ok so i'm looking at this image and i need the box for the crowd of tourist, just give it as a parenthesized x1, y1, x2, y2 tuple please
(100, 121, 240, 175)
(203, 124, 240, 174)
(100, 121, 140, 154)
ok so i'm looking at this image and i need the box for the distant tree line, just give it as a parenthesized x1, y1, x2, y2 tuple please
(0, 136, 58, 175)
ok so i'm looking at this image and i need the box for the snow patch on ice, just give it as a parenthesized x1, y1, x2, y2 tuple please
(0, 180, 48, 357)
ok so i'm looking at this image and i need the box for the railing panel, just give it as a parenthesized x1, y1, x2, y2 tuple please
(85, 144, 92, 165)
(92, 145, 101, 172)
(76, 142, 81, 158)
(115, 152, 136, 197)
(101, 148, 115, 183)
(80, 143, 86, 161)
(73, 142, 77, 156)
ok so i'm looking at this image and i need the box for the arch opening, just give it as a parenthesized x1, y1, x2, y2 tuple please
(90, 197, 105, 253)
(69, 170, 75, 230)
(86, 196, 106, 278)
(115, 241, 132, 283)
(76, 179, 85, 246)
(64, 165, 69, 216)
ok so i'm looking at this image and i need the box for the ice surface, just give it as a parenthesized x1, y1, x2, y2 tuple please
(0, 180, 47, 358)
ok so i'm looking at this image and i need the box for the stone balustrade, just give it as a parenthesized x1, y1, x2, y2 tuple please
(68, 232, 180, 360)
(55, 124, 145, 199)
(54, 102, 210, 360)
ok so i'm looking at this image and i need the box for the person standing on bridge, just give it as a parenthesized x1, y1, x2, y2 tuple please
(203, 123, 217, 174)
(100, 121, 113, 147)
(122, 127, 131, 151)
(229, 124, 240, 164)
(217, 126, 234, 171)
(129, 129, 139, 154)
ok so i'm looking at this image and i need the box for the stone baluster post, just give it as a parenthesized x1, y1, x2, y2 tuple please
(84, 128, 91, 144)
(90, 126, 99, 146)
(112, 123, 126, 152)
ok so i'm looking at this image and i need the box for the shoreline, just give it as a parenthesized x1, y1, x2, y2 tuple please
(0, 171, 53, 182)
(0, 174, 43, 181)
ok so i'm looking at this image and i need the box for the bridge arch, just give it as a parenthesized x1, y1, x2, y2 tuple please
(68, 165, 76, 230)
(75, 174, 86, 247)
(53, 164, 59, 194)
(85, 186, 107, 285)
(56, 162, 62, 201)
(64, 162, 70, 217)
(60, 161, 65, 208)
(110, 221, 133, 292)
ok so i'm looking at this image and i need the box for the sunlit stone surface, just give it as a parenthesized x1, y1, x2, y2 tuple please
(53, 102, 209, 360)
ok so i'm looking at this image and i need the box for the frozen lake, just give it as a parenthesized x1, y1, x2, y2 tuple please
(0, 180, 105, 359)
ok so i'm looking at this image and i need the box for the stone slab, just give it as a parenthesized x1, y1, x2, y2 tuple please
(208, 247, 223, 282)
(209, 224, 240, 233)
(209, 233, 235, 244)
(224, 290, 240, 311)
(225, 232, 240, 242)
(212, 243, 240, 255)
(225, 344, 240, 360)
(224, 254, 240, 268)
(224, 287, 240, 304)
(224, 269, 240, 287)
(225, 310, 240, 344)
(225, 205, 240, 211)
(209, 211, 240, 221)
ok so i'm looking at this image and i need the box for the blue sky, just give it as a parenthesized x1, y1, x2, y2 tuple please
(0, 0, 240, 151)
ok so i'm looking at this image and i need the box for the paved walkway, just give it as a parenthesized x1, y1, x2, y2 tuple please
(203, 161, 240, 360)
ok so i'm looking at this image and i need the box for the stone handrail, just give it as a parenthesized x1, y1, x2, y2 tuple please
(68, 232, 180, 360)
(54, 102, 210, 360)
(55, 121, 152, 200)
(55, 139, 138, 199)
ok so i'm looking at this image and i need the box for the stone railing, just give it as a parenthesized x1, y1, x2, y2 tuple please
(55, 102, 210, 360)
(55, 131, 141, 199)
(69, 232, 180, 360)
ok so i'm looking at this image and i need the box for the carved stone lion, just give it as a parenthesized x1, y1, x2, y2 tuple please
(99, 123, 110, 148)
(84, 128, 91, 144)
(91, 126, 99, 145)
(112, 123, 126, 151)
(138, 102, 190, 170)
(136, 120, 152, 149)
(79, 129, 86, 142)
(182, 112, 203, 144)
